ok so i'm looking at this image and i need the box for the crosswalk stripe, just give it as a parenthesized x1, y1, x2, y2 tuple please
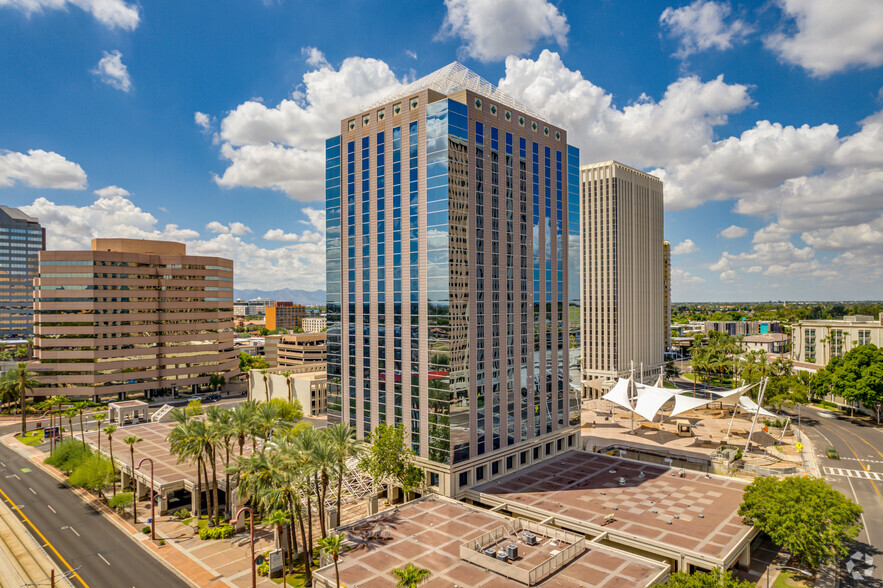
(824, 467, 882, 480)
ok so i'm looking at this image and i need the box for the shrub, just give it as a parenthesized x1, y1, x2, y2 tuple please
(142, 526, 151, 535)
(108, 492, 134, 512)
(45, 440, 91, 474)
(763, 418, 788, 428)
(173, 508, 190, 520)
(69, 454, 114, 494)
(198, 525, 235, 540)
(158, 540, 166, 546)
(257, 561, 269, 577)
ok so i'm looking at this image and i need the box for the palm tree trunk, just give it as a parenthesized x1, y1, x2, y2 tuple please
(336, 462, 344, 526)
(200, 453, 211, 524)
(224, 443, 231, 516)
(209, 447, 220, 526)
(333, 553, 340, 588)
(295, 503, 312, 587)
(196, 455, 202, 517)
(130, 446, 137, 524)
(313, 474, 326, 540)
(109, 436, 116, 496)
(79, 410, 86, 452)
(286, 495, 298, 559)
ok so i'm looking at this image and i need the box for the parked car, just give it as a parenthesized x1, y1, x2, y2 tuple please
(205, 393, 221, 402)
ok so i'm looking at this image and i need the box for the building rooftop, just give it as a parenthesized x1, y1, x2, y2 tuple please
(743, 333, 789, 343)
(0, 205, 39, 223)
(467, 451, 755, 569)
(363, 61, 536, 116)
(313, 495, 669, 588)
(91, 238, 186, 255)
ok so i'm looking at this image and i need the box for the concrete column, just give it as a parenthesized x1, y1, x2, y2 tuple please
(325, 507, 339, 530)
(739, 545, 751, 568)
(234, 509, 246, 532)
(389, 486, 401, 504)
(135, 479, 148, 500)
(190, 486, 200, 515)
(367, 496, 378, 516)
(121, 471, 131, 489)
(158, 494, 169, 515)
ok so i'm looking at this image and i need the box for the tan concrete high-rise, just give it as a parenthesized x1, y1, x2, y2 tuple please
(580, 161, 664, 398)
(32, 238, 239, 398)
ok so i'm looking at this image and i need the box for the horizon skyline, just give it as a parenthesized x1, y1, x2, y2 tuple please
(1, 0, 882, 302)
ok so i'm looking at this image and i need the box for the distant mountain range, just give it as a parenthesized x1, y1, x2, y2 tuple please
(234, 288, 326, 306)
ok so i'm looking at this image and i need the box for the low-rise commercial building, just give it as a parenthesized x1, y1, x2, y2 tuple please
(265, 332, 326, 367)
(703, 321, 782, 337)
(32, 238, 239, 399)
(265, 301, 304, 330)
(791, 314, 883, 367)
(247, 363, 327, 415)
(302, 316, 326, 333)
(742, 332, 789, 354)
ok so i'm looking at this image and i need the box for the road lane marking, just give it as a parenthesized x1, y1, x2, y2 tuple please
(0, 484, 88, 587)
(97, 553, 110, 566)
(28, 487, 36, 495)
(69, 526, 80, 537)
(817, 421, 882, 500)
(844, 476, 872, 545)
(47, 504, 56, 514)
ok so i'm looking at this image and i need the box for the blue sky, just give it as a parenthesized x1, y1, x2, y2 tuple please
(1, 0, 881, 301)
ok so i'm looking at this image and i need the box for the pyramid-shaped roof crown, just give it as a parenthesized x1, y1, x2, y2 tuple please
(364, 62, 536, 116)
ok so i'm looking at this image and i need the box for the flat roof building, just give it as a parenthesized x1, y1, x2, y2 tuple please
(302, 316, 326, 333)
(0, 206, 45, 339)
(326, 62, 581, 497)
(265, 332, 326, 367)
(32, 238, 239, 398)
(791, 314, 883, 367)
(581, 162, 664, 398)
(248, 363, 327, 416)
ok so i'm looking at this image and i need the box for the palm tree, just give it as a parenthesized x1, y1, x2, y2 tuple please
(263, 509, 292, 584)
(283, 371, 293, 403)
(93, 413, 107, 453)
(326, 423, 363, 523)
(391, 563, 431, 588)
(63, 408, 78, 442)
(254, 402, 285, 441)
(319, 533, 346, 588)
(104, 424, 118, 496)
(311, 436, 335, 539)
(207, 406, 235, 516)
(123, 435, 143, 523)
(75, 401, 89, 451)
(261, 369, 270, 402)
(2, 363, 40, 436)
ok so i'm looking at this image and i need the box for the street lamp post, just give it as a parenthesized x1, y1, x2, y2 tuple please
(233, 506, 256, 588)
(135, 457, 155, 540)
(767, 564, 811, 588)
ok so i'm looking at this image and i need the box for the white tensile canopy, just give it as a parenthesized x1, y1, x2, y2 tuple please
(602, 378, 760, 422)
(738, 394, 776, 417)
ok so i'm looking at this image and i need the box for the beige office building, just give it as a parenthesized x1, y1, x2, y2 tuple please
(791, 314, 883, 367)
(580, 161, 664, 398)
(248, 363, 327, 416)
(32, 239, 239, 398)
(265, 332, 327, 367)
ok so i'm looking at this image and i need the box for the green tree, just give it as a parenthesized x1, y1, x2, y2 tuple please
(186, 398, 203, 419)
(69, 453, 114, 499)
(103, 424, 118, 496)
(826, 344, 883, 423)
(359, 423, 417, 499)
(123, 436, 143, 523)
(1, 363, 40, 436)
(209, 373, 226, 392)
(391, 563, 431, 588)
(658, 568, 753, 587)
(738, 476, 863, 570)
(319, 533, 346, 588)
(267, 398, 304, 422)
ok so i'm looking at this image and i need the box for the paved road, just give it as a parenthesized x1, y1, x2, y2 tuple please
(789, 405, 883, 586)
(0, 441, 187, 588)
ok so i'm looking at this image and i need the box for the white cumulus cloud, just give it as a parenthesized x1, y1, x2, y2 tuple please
(91, 50, 132, 92)
(213, 55, 403, 201)
(672, 268, 706, 285)
(719, 225, 747, 239)
(438, 0, 569, 62)
(0, 149, 87, 190)
(672, 239, 700, 255)
(660, 0, 751, 59)
(94, 185, 130, 198)
(765, 0, 883, 77)
(20, 194, 326, 291)
(0, 0, 139, 30)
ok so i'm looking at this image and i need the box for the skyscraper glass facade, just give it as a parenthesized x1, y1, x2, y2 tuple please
(0, 206, 45, 339)
(327, 75, 579, 495)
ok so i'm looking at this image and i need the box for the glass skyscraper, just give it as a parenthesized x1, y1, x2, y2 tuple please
(0, 206, 45, 340)
(326, 63, 580, 496)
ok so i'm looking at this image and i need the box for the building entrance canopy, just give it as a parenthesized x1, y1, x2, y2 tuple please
(602, 378, 759, 421)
